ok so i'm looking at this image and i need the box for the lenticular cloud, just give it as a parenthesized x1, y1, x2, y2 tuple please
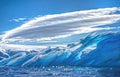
(2, 7, 120, 44)
(0, 7, 120, 67)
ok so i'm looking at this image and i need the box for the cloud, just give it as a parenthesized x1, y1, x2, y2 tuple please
(10, 18, 27, 22)
(0, 43, 47, 51)
(2, 7, 120, 44)
(0, 43, 66, 51)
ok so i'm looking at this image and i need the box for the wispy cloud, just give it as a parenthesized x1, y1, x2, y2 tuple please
(2, 7, 120, 44)
(0, 43, 47, 51)
(10, 18, 27, 22)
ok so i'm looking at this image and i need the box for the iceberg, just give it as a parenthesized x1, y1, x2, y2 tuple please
(0, 33, 120, 67)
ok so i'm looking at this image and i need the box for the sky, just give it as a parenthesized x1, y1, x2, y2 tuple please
(0, 0, 120, 46)
(0, 0, 120, 33)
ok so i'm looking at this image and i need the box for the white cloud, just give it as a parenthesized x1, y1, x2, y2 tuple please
(2, 7, 120, 44)
(0, 35, 3, 39)
(0, 43, 66, 51)
(0, 43, 47, 51)
(10, 18, 27, 22)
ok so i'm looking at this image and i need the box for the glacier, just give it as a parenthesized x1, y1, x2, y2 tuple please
(0, 33, 120, 67)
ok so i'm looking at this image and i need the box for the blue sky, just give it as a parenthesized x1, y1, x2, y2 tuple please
(0, 0, 120, 34)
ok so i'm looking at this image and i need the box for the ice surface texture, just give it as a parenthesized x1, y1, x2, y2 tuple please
(0, 33, 120, 67)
